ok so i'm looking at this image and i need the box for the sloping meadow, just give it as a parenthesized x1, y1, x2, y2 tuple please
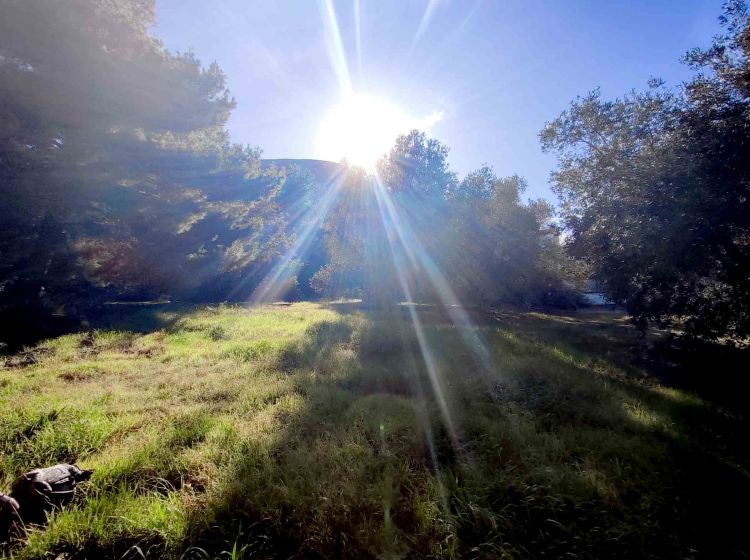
(0, 303, 746, 559)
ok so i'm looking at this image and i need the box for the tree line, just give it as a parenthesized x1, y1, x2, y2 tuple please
(304, 133, 577, 310)
(1, 0, 748, 347)
(0, 0, 291, 347)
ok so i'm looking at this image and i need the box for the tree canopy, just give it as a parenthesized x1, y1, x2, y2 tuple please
(310, 131, 578, 309)
(541, 1, 750, 339)
(0, 0, 291, 347)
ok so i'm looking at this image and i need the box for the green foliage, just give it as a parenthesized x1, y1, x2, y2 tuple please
(312, 137, 580, 308)
(439, 170, 574, 307)
(541, 1, 750, 338)
(377, 130, 458, 199)
(0, 0, 293, 348)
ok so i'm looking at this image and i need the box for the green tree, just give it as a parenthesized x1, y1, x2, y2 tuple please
(0, 0, 290, 343)
(541, 1, 750, 338)
(441, 168, 574, 307)
(312, 132, 576, 309)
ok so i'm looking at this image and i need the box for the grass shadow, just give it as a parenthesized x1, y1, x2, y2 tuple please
(184, 305, 750, 559)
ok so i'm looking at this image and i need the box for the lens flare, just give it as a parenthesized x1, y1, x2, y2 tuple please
(248, 168, 346, 304)
(315, 93, 413, 170)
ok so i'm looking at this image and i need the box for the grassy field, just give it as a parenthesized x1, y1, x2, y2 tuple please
(0, 302, 748, 559)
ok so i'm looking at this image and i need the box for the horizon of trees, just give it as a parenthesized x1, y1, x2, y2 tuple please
(306, 132, 579, 310)
(1, 0, 748, 347)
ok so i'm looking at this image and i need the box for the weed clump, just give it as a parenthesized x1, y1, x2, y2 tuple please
(207, 326, 225, 341)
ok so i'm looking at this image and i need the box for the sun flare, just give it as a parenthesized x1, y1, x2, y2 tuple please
(315, 93, 425, 170)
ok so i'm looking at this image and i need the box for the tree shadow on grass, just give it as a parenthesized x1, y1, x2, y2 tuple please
(183, 308, 459, 559)
(484, 327, 750, 558)
(483, 306, 749, 418)
(7, 302, 746, 558)
(1, 302, 192, 355)
(182, 305, 750, 559)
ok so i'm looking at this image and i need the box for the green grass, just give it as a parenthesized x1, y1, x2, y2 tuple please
(1, 302, 747, 558)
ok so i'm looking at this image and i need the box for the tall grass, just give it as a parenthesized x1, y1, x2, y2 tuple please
(0, 303, 746, 558)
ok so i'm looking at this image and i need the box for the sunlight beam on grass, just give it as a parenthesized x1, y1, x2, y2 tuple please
(370, 176, 460, 451)
(371, 173, 496, 384)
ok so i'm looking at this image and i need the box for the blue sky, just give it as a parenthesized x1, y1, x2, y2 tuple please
(156, 0, 724, 201)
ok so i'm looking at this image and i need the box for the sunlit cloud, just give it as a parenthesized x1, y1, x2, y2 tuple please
(411, 109, 444, 131)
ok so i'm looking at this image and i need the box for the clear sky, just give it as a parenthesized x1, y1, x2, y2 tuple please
(156, 0, 724, 201)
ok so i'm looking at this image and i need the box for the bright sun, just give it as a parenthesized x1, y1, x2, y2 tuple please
(315, 93, 413, 170)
